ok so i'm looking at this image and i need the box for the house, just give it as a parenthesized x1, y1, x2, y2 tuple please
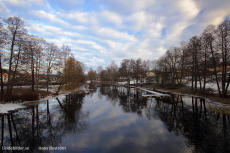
(118, 76, 128, 82)
(155, 72, 172, 84)
(38, 74, 60, 83)
(146, 71, 173, 84)
(0, 69, 8, 84)
(146, 72, 157, 83)
(1, 72, 8, 84)
(96, 75, 101, 82)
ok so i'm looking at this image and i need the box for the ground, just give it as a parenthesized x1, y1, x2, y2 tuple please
(138, 83, 230, 105)
(155, 86, 230, 104)
(0, 85, 73, 114)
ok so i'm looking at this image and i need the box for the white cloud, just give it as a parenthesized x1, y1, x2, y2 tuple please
(27, 23, 46, 34)
(97, 0, 156, 15)
(63, 11, 90, 24)
(46, 0, 84, 12)
(179, 0, 199, 18)
(2, 0, 30, 8)
(1, 0, 230, 69)
(28, 0, 47, 6)
(59, 10, 123, 28)
(94, 27, 137, 42)
(196, 0, 230, 25)
(0, 1, 9, 15)
(126, 11, 156, 32)
(29, 10, 68, 26)
(97, 10, 123, 26)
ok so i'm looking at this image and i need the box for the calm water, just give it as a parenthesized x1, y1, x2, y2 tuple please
(0, 85, 230, 153)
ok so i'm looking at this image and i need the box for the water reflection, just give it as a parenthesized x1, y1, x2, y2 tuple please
(98, 85, 230, 153)
(99, 85, 148, 116)
(0, 85, 230, 153)
(155, 97, 230, 153)
(0, 93, 89, 152)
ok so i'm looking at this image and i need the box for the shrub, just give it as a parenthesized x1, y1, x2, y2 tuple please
(22, 91, 39, 101)
(9, 91, 39, 102)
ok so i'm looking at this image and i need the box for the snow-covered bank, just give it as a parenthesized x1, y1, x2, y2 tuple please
(0, 84, 87, 114)
(0, 93, 68, 114)
(0, 103, 26, 114)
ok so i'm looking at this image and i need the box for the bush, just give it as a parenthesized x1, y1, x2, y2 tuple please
(205, 87, 215, 95)
(22, 91, 39, 101)
(9, 91, 39, 102)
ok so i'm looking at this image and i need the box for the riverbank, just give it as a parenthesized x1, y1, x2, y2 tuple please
(0, 85, 77, 114)
(156, 86, 230, 105)
(136, 84, 229, 105)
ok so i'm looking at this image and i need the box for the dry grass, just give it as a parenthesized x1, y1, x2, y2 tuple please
(158, 87, 230, 104)
(6, 88, 52, 102)
(209, 107, 230, 115)
(141, 84, 230, 104)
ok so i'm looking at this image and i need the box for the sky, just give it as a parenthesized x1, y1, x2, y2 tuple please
(0, 0, 230, 70)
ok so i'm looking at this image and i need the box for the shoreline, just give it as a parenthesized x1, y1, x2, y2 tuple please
(153, 86, 230, 105)
(118, 83, 230, 106)
(0, 84, 229, 115)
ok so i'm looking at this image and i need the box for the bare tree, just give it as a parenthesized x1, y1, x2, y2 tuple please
(0, 19, 7, 97)
(4, 17, 27, 99)
(106, 61, 119, 83)
(22, 35, 46, 92)
(87, 68, 96, 83)
(0, 53, 4, 97)
(187, 36, 203, 92)
(203, 25, 222, 96)
(45, 43, 59, 93)
(55, 45, 73, 94)
(215, 20, 230, 97)
(130, 58, 142, 84)
(199, 27, 214, 94)
(119, 59, 131, 84)
(178, 41, 188, 85)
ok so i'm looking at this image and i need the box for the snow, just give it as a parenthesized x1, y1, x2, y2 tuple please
(0, 82, 228, 114)
(117, 81, 127, 85)
(205, 82, 219, 91)
(117, 80, 141, 85)
(187, 81, 229, 93)
(0, 85, 61, 114)
(0, 103, 26, 114)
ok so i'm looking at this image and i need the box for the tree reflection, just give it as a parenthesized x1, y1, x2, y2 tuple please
(59, 93, 89, 133)
(99, 85, 148, 116)
(99, 85, 230, 152)
(153, 96, 230, 153)
(85, 83, 97, 97)
(0, 93, 89, 152)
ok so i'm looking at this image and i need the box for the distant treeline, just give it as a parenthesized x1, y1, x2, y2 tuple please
(154, 20, 230, 98)
(89, 20, 230, 98)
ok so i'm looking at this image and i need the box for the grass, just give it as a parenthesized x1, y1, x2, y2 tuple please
(209, 107, 230, 115)
(5, 88, 51, 102)
(23, 101, 44, 106)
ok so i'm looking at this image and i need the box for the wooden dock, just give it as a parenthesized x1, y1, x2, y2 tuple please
(127, 86, 170, 97)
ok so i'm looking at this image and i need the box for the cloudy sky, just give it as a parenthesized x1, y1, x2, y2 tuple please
(1, 0, 230, 70)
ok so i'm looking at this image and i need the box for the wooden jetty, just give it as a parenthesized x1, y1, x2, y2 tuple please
(127, 85, 170, 98)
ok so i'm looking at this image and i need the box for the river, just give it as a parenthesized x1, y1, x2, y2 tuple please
(0, 85, 230, 153)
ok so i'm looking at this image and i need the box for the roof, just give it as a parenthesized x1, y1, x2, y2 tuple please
(147, 72, 155, 77)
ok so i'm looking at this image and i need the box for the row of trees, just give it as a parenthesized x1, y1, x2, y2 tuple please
(154, 20, 230, 97)
(88, 20, 229, 98)
(87, 59, 154, 84)
(0, 16, 85, 100)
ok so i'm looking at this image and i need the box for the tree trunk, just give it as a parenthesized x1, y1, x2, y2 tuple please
(5, 31, 16, 98)
(210, 39, 222, 97)
(0, 55, 4, 97)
